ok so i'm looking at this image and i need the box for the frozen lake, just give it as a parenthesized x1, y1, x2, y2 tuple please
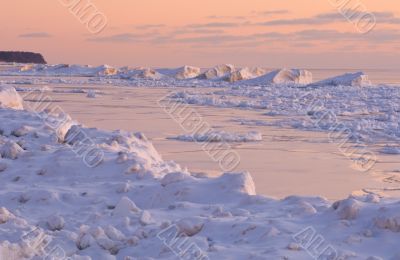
(18, 81, 400, 200)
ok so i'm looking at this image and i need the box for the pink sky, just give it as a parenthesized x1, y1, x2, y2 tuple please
(2, 0, 400, 68)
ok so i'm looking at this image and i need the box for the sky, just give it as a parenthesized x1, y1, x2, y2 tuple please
(1, 0, 400, 68)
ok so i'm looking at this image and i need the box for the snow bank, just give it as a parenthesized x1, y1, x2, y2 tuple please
(0, 85, 23, 110)
(243, 68, 313, 85)
(311, 72, 372, 87)
(158, 65, 201, 79)
(172, 130, 263, 142)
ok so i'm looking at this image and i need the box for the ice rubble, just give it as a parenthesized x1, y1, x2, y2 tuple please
(242, 68, 313, 85)
(311, 72, 372, 87)
(0, 85, 24, 110)
(0, 98, 400, 258)
(172, 130, 263, 142)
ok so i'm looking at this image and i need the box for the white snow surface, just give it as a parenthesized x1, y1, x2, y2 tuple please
(0, 101, 400, 258)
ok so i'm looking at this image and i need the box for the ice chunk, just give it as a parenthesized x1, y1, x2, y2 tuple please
(199, 64, 235, 79)
(119, 67, 164, 80)
(161, 172, 190, 187)
(87, 90, 96, 98)
(242, 69, 313, 85)
(113, 197, 140, 217)
(218, 172, 256, 195)
(139, 210, 153, 225)
(158, 65, 201, 79)
(177, 217, 204, 236)
(311, 72, 372, 87)
(332, 198, 361, 220)
(0, 141, 24, 159)
(0, 85, 24, 110)
(96, 65, 118, 76)
(227, 67, 267, 83)
(47, 215, 65, 231)
(0, 207, 12, 224)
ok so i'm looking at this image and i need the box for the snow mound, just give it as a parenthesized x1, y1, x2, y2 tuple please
(227, 67, 267, 83)
(172, 130, 262, 142)
(311, 72, 372, 87)
(242, 68, 313, 85)
(158, 65, 201, 79)
(0, 85, 24, 110)
(198, 64, 235, 79)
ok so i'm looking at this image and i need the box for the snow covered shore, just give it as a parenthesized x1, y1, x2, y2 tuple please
(0, 87, 400, 259)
